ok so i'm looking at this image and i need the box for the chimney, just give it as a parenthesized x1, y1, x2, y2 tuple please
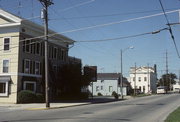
(154, 64, 157, 74)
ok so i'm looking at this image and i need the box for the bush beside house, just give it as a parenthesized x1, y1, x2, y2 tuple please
(18, 90, 44, 103)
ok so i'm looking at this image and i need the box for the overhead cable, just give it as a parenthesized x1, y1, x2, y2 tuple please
(57, 0, 95, 13)
(159, 0, 180, 58)
(75, 28, 169, 42)
(50, 8, 180, 20)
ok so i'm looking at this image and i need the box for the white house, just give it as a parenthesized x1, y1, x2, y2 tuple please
(129, 66, 157, 94)
(88, 73, 127, 96)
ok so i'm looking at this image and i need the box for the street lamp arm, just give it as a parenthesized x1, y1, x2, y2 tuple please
(122, 46, 134, 53)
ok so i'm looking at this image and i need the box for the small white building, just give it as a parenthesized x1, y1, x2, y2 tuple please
(88, 73, 127, 96)
(129, 66, 157, 94)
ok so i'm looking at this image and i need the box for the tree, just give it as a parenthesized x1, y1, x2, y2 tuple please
(158, 73, 177, 90)
(54, 63, 92, 100)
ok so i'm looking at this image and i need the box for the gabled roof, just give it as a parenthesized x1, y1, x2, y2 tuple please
(0, 9, 22, 23)
(0, 9, 21, 27)
(97, 73, 121, 80)
(0, 9, 74, 45)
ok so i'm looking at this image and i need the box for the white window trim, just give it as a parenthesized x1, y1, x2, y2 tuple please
(35, 42, 41, 55)
(0, 81, 9, 96)
(24, 59, 30, 74)
(25, 40, 31, 53)
(54, 47, 57, 59)
(23, 81, 36, 92)
(35, 61, 40, 75)
(2, 59, 10, 73)
(3, 37, 11, 51)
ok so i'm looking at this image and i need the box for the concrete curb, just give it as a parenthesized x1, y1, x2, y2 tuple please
(26, 103, 91, 110)
(25, 99, 121, 111)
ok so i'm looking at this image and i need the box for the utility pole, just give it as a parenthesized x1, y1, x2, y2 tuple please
(134, 63, 137, 96)
(38, 0, 53, 108)
(165, 50, 169, 91)
(179, 70, 180, 84)
(120, 49, 123, 99)
(147, 63, 150, 93)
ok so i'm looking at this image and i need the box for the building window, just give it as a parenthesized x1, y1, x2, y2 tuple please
(22, 38, 25, 52)
(23, 81, 36, 92)
(138, 77, 141, 82)
(61, 49, 65, 61)
(0, 81, 8, 96)
(53, 47, 57, 59)
(109, 86, 113, 92)
(30, 40, 35, 54)
(35, 62, 40, 75)
(144, 77, 147, 81)
(101, 86, 103, 90)
(3, 37, 10, 51)
(96, 86, 99, 91)
(24, 59, 30, 74)
(3, 60, 9, 73)
(36, 42, 40, 55)
(25, 40, 30, 53)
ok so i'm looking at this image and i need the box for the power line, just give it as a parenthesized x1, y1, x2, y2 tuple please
(47, 9, 179, 36)
(159, 0, 180, 58)
(56, 0, 95, 13)
(75, 28, 168, 43)
(50, 8, 180, 21)
(1, 9, 179, 45)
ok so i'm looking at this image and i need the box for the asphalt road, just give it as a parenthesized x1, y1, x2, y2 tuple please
(0, 94, 180, 122)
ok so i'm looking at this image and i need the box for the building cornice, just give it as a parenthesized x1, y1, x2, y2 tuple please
(0, 23, 21, 28)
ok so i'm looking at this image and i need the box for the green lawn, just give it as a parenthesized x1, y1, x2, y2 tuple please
(165, 107, 180, 122)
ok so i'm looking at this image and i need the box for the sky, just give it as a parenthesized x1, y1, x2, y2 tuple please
(0, 0, 180, 78)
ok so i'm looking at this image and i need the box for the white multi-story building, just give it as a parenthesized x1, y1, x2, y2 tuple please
(129, 66, 157, 94)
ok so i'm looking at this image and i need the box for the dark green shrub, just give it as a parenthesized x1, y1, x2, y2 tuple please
(112, 91, 118, 99)
(18, 90, 36, 103)
(36, 93, 45, 103)
(112, 91, 116, 96)
(97, 92, 103, 96)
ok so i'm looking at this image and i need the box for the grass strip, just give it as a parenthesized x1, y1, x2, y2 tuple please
(165, 106, 180, 122)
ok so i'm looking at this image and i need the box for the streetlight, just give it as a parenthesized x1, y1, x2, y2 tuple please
(120, 46, 134, 100)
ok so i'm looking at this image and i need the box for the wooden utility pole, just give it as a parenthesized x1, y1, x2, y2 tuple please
(134, 63, 137, 96)
(120, 49, 123, 99)
(147, 63, 150, 93)
(38, 0, 53, 108)
(165, 50, 169, 91)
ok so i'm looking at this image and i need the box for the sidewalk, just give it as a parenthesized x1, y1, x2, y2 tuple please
(0, 96, 132, 110)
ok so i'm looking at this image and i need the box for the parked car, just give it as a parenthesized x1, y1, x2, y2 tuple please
(174, 88, 180, 93)
(157, 86, 167, 94)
